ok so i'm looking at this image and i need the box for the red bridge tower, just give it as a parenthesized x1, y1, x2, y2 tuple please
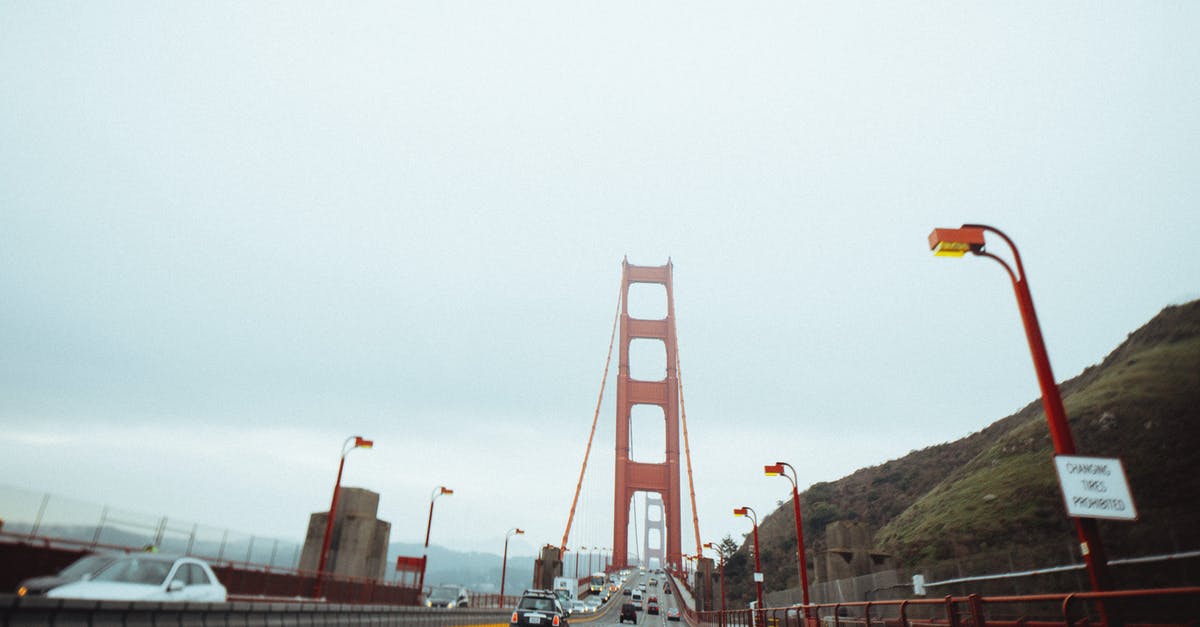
(612, 260, 682, 572)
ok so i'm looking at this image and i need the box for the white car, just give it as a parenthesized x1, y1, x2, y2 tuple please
(47, 554, 227, 602)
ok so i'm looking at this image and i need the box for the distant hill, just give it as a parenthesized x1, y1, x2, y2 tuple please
(721, 300, 1200, 604)
(387, 541, 536, 593)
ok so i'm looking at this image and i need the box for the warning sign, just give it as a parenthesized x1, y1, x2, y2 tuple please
(1053, 455, 1138, 521)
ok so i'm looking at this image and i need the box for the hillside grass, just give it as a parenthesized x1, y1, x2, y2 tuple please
(876, 331, 1200, 568)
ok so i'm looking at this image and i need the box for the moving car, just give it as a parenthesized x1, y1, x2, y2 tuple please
(512, 589, 569, 627)
(622, 588, 632, 596)
(45, 554, 226, 602)
(426, 584, 471, 608)
(584, 596, 603, 612)
(570, 600, 588, 615)
(17, 552, 121, 597)
(667, 607, 681, 621)
(647, 601, 660, 615)
(619, 602, 638, 624)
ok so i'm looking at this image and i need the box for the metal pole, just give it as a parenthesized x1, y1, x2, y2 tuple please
(501, 534, 511, 603)
(217, 529, 228, 561)
(269, 539, 279, 570)
(421, 486, 449, 592)
(752, 517, 763, 614)
(186, 523, 198, 556)
(781, 464, 812, 618)
(968, 224, 1114, 596)
(720, 556, 727, 612)
(31, 493, 50, 538)
(91, 506, 108, 548)
(315, 439, 351, 598)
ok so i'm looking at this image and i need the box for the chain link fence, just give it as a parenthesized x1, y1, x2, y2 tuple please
(0, 484, 302, 569)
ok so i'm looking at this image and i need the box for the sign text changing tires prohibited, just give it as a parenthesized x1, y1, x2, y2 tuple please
(1053, 455, 1138, 521)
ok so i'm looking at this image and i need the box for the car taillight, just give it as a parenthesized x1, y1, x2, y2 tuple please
(512, 612, 519, 623)
(553, 615, 560, 626)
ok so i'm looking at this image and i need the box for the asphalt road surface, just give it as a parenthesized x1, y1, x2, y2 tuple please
(573, 571, 682, 627)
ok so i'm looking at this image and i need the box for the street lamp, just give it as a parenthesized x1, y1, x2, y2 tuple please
(314, 435, 373, 598)
(764, 462, 811, 616)
(703, 541, 728, 612)
(501, 528, 525, 603)
(733, 507, 763, 614)
(928, 224, 1114, 595)
(419, 485, 454, 591)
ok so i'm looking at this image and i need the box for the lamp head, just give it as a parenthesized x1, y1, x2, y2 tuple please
(516, 528, 525, 535)
(733, 507, 748, 517)
(440, 486, 454, 495)
(763, 464, 784, 477)
(353, 436, 374, 449)
(929, 227, 986, 257)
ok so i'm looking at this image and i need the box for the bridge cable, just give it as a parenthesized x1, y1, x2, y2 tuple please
(677, 344, 704, 558)
(560, 281, 622, 553)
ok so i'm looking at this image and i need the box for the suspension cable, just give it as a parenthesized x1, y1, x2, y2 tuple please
(677, 345, 704, 557)
(561, 282, 622, 552)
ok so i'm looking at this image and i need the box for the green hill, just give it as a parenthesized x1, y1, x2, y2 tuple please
(721, 300, 1200, 603)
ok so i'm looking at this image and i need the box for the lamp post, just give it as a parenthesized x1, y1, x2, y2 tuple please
(314, 435, 373, 598)
(501, 527, 524, 604)
(928, 225, 1115, 596)
(419, 486, 454, 592)
(733, 507, 763, 615)
(703, 541, 728, 613)
(764, 462, 811, 616)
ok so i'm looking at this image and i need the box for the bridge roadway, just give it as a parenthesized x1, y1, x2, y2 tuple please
(574, 570, 686, 627)
(0, 569, 694, 626)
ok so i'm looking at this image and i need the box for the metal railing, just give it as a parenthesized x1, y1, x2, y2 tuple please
(695, 587, 1200, 627)
(0, 595, 513, 627)
(0, 484, 303, 570)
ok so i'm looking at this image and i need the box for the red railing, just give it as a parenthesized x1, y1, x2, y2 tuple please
(694, 587, 1200, 627)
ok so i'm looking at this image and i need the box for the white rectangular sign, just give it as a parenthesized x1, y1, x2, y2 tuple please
(1054, 455, 1138, 521)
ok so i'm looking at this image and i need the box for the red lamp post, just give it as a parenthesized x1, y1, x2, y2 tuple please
(501, 527, 524, 604)
(419, 486, 453, 592)
(765, 462, 811, 617)
(928, 225, 1115, 597)
(733, 507, 763, 614)
(703, 541, 728, 613)
(314, 435, 373, 598)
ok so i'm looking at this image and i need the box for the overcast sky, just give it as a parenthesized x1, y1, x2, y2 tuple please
(2, 2, 1198, 562)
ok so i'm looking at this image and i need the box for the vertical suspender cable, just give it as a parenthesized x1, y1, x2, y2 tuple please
(561, 283, 622, 552)
(677, 346, 704, 557)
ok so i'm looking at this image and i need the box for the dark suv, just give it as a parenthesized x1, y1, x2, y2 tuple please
(512, 589, 569, 627)
(619, 602, 638, 624)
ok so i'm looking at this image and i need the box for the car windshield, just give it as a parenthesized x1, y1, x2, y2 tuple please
(430, 586, 459, 601)
(58, 555, 115, 579)
(91, 557, 172, 585)
(519, 596, 559, 612)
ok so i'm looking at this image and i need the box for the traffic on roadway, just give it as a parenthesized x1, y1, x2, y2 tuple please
(558, 568, 684, 627)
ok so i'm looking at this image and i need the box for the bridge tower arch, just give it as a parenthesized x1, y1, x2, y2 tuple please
(613, 259, 682, 572)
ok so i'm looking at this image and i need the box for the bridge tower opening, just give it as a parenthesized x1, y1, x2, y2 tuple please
(612, 259, 683, 572)
(642, 492, 667, 570)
